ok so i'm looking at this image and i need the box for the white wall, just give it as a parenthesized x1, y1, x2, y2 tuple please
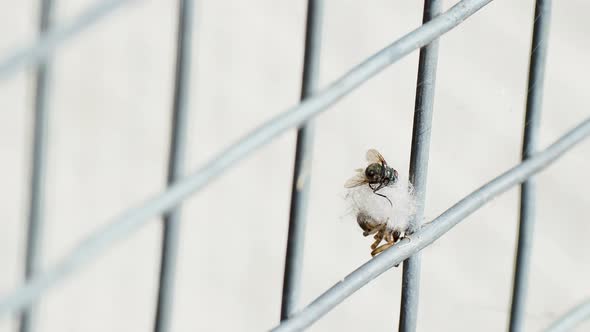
(1, 0, 589, 331)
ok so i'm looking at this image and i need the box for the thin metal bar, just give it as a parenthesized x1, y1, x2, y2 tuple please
(280, 0, 323, 321)
(0, 0, 132, 79)
(398, 1, 441, 331)
(509, 1, 552, 331)
(19, 1, 54, 331)
(0, 0, 494, 315)
(271, 117, 590, 332)
(544, 298, 590, 332)
(153, 0, 195, 331)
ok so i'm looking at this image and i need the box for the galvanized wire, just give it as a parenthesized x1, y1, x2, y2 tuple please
(0, 0, 132, 78)
(544, 298, 590, 332)
(153, 0, 195, 331)
(0, 0, 494, 316)
(280, 0, 323, 321)
(19, 1, 54, 332)
(509, 1, 552, 331)
(271, 117, 590, 332)
(398, 1, 441, 330)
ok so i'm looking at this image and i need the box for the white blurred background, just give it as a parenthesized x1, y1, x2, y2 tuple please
(1, 0, 589, 331)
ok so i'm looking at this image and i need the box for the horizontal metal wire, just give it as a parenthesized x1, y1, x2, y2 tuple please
(0, 0, 494, 316)
(0, 0, 133, 78)
(545, 298, 590, 332)
(271, 117, 590, 332)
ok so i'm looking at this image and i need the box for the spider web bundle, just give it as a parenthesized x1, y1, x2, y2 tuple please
(345, 175, 417, 234)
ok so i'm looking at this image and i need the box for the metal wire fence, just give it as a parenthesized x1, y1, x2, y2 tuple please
(1, 0, 589, 331)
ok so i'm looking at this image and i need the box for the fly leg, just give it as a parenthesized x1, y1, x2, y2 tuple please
(370, 227, 386, 250)
(363, 227, 379, 237)
(362, 224, 381, 237)
(376, 192, 392, 206)
(392, 230, 402, 242)
(371, 241, 394, 257)
(370, 229, 402, 262)
(370, 182, 392, 206)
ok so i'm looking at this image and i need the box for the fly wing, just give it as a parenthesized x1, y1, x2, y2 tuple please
(366, 149, 387, 165)
(344, 170, 367, 188)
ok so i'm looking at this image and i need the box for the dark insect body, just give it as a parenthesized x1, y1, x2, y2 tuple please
(344, 149, 399, 206)
(345, 149, 405, 259)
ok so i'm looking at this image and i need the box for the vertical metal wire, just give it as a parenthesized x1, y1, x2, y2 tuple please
(0, 0, 131, 78)
(154, 0, 195, 331)
(19, 1, 54, 332)
(280, 0, 323, 321)
(509, 1, 552, 331)
(398, 1, 441, 331)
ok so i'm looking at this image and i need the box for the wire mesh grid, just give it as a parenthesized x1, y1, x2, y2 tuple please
(1, 0, 589, 331)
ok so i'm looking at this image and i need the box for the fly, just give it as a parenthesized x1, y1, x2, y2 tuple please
(344, 149, 399, 206)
